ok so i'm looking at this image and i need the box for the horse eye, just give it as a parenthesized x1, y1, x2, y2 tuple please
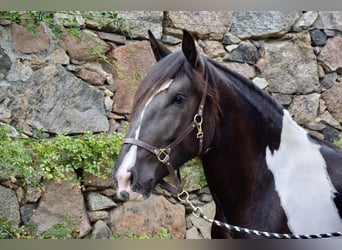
(171, 94, 186, 105)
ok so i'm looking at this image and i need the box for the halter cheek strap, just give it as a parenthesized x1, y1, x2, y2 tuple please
(123, 79, 208, 196)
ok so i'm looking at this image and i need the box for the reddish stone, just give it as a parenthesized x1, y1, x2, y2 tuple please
(12, 23, 50, 54)
(59, 30, 111, 61)
(108, 40, 156, 114)
(109, 194, 185, 239)
(322, 82, 342, 122)
(318, 37, 342, 73)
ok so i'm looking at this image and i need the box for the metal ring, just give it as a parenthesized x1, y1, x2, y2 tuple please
(194, 114, 203, 125)
(177, 190, 189, 203)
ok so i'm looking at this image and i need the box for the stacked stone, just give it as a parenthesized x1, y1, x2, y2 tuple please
(1, 11, 342, 239)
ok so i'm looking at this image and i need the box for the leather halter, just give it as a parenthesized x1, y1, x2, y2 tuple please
(123, 79, 208, 195)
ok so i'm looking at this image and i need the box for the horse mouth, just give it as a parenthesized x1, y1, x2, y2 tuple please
(115, 173, 154, 201)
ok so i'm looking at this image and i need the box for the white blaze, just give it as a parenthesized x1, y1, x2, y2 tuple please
(115, 79, 174, 200)
(266, 110, 342, 234)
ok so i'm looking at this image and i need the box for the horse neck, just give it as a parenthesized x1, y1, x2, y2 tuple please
(200, 72, 284, 225)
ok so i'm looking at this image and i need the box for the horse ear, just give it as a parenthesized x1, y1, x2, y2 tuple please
(182, 30, 204, 74)
(148, 30, 171, 61)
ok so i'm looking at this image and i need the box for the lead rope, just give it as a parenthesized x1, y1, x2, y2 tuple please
(177, 190, 342, 239)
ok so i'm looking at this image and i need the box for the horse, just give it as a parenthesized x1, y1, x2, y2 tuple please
(113, 29, 342, 239)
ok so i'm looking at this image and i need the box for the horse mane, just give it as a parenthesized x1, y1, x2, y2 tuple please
(204, 57, 284, 129)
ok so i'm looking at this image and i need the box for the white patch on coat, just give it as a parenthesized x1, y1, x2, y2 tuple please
(266, 110, 342, 234)
(115, 79, 174, 200)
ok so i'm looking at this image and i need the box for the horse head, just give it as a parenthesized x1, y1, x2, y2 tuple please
(113, 30, 211, 201)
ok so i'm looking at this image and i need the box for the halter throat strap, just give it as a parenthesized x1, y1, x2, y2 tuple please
(123, 78, 208, 195)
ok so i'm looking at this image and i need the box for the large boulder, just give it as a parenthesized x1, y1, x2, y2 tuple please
(165, 11, 232, 39)
(313, 11, 342, 31)
(230, 11, 301, 39)
(261, 32, 320, 94)
(288, 93, 320, 125)
(108, 40, 156, 114)
(12, 23, 50, 54)
(29, 179, 92, 238)
(0, 46, 11, 77)
(59, 30, 110, 62)
(116, 11, 163, 39)
(3, 64, 109, 134)
(109, 194, 186, 239)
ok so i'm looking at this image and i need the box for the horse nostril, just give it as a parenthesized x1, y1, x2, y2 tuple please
(120, 190, 130, 201)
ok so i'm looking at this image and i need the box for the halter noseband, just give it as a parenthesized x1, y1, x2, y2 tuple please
(123, 79, 208, 195)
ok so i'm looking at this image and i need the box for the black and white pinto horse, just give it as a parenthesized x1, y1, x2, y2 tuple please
(113, 30, 342, 238)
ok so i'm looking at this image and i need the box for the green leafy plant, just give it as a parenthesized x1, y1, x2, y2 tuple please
(0, 216, 78, 239)
(0, 11, 128, 69)
(40, 216, 78, 239)
(111, 228, 173, 239)
(0, 124, 124, 186)
(335, 133, 342, 149)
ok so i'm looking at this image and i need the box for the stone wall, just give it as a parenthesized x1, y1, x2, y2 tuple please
(0, 11, 342, 239)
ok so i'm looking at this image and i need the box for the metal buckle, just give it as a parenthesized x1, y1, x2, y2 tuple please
(157, 148, 170, 163)
(194, 114, 203, 139)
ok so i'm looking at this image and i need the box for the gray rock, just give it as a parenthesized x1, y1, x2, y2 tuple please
(324, 29, 336, 37)
(29, 178, 92, 238)
(0, 186, 20, 226)
(320, 111, 342, 130)
(262, 32, 320, 94)
(309, 29, 327, 46)
(90, 220, 112, 239)
(96, 31, 126, 45)
(117, 11, 163, 39)
(161, 35, 182, 45)
(165, 11, 232, 39)
(288, 93, 320, 125)
(188, 201, 216, 239)
(0, 46, 11, 76)
(313, 11, 342, 31)
(224, 40, 260, 65)
(293, 11, 319, 31)
(186, 227, 202, 239)
(15, 187, 25, 205)
(198, 193, 213, 203)
(53, 12, 85, 28)
(222, 33, 241, 45)
(25, 186, 42, 203)
(86, 192, 117, 211)
(322, 126, 341, 143)
(320, 72, 337, 89)
(230, 11, 301, 38)
(272, 93, 292, 106)
(223, 62, 256, 79)
(20, 203, 37, 224)
(5, 64, 109, 134)
(252, 77, 269, 90)
(204, 41, 226, 58)
(88, 211, 109, 223)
